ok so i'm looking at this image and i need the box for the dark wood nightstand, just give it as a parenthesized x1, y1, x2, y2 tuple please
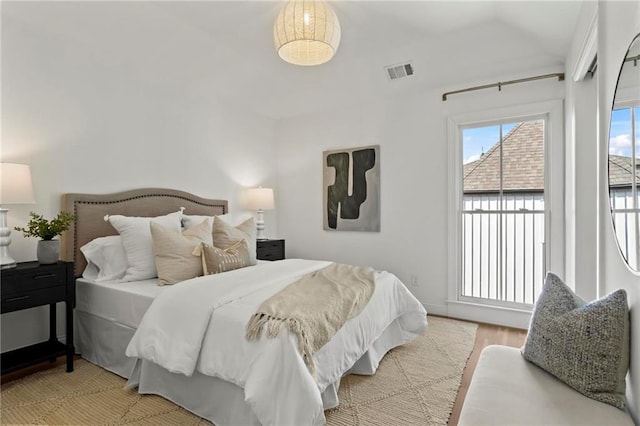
(1, 261, 75, 374)
(257, 239, 285, 261)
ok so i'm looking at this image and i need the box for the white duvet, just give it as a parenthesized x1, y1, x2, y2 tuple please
(126, 259, 427, 425)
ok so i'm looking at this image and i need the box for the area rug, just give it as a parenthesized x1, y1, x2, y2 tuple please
(0, 316, 477, 426)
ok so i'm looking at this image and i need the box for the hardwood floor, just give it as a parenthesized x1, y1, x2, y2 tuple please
(1, 355, 81, 385)
(447, 317, 528, 425)
(2, 320, 526, 425)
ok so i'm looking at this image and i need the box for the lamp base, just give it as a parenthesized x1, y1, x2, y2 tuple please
(0, 258, 17, 269)
(0, 208, 17, 269)
(255, 209, 266, 240)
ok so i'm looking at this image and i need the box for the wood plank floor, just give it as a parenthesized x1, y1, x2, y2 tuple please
(447, 318, 528, 425)
(1, 354, 81, 385)
(2, 319, 527, 425)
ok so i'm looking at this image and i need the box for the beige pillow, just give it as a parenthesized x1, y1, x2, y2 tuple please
(151, 219, 212, 285)
(195, 240, 251, 275)
(212, 216, 256, 265)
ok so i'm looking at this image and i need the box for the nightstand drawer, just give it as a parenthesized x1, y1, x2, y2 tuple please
(260, 240, 282, 251)
(257, 239, 285, 261)
(259, 249, 282, 260)
(3, 265, 66, 295)
(1, 286, 66, 312)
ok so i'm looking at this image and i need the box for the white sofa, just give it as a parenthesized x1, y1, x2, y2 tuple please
(459, 345, 635, 426)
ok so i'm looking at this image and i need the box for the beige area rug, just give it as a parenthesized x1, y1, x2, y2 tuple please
(1, 316, 477, 426)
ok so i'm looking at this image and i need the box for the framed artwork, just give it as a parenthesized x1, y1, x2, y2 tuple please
(323, 145, 380, 232)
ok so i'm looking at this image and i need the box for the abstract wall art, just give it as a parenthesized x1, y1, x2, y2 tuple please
(323, 145, 380, 232)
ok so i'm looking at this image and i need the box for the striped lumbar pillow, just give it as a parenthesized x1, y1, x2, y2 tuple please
(195, 239, 251, 275)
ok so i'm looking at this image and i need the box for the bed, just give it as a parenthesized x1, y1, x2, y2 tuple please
(61, 188, 427, 426)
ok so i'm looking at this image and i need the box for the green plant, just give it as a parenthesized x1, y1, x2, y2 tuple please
(15, 211, 76, 240)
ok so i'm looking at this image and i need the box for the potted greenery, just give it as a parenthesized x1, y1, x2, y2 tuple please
(15, 211, 76, 264)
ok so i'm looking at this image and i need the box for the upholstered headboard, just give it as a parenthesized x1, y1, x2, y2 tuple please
(61, 188, 228, 277)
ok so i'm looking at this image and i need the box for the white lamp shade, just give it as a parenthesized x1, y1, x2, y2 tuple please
(273, 0, 341, 66)
(246, 187, 275, 210)
(0, 163, 35, 204)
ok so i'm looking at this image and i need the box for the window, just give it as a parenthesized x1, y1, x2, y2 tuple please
(461, 120, 545, 305)
(447, 101, 564, 316)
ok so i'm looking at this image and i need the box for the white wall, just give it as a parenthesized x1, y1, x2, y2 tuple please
(1, 12, 278, 352)
(564, 1, 599, 301)
(598, 1, 640, 421)
(276, 68, 564, 316)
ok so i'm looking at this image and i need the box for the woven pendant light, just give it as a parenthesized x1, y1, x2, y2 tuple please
(273, 0, 341, 66)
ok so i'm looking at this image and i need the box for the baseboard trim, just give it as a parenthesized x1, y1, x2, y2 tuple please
(445, 300, 531, 329)
(424, 303, 448, 316)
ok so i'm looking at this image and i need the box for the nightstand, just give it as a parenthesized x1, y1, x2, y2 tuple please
(257, 239, 285, 261)
(1, 261, 75, 374)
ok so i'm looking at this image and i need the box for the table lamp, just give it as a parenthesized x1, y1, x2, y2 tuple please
(246, 187, 274, 240)
(0, 163, 35, 269)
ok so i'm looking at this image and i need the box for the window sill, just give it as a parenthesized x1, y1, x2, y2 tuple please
(445, 300, 531, 329)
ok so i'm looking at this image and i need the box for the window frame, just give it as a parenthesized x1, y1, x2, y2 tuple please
(447, 100, 565, 323)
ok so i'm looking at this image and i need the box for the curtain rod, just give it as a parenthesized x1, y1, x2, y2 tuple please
(442, 72, 565, 101)
(625, 54, 640, 65)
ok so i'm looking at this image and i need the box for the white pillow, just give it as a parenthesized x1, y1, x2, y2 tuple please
(182, 212, 253, 230)
(80, 235, 128, 282)
(105, 211, 182, 281)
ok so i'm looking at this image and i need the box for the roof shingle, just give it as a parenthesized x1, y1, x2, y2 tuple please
(463, 120, 638, 194)
(463, 120, 544, 193)
(609, 154, 637, 187)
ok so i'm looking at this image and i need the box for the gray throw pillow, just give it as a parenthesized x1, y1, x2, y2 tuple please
(521, 272, 629, 409)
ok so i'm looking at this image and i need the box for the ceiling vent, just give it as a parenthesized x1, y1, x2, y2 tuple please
(385, 62, 414, 81)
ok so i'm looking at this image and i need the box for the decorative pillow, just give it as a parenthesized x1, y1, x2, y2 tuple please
(105, 211, 182, 281)
(521, 272, 629, 409)
(194, 239, 251, 275)
(182, 214, 212, 230)
(151, 219, 212, 285)
(213, 216, 256, 265)
(80, 235, 128, 282)
(182, 212, 253, 230)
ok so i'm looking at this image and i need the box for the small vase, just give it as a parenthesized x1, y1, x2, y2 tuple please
(37, 240, 60, 265)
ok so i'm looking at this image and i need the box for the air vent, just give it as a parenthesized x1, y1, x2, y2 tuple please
(385, 62, 414, 81)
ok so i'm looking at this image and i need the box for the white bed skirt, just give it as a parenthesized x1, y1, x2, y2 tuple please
(76, 310, 138, 378)
(76, 309, 411, 425)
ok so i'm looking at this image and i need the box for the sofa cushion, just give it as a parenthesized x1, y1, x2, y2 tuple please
(521, 272, 629, 409)
(459, 345, 634, 426)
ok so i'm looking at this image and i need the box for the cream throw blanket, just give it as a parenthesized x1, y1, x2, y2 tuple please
(246, 263, 375, 376)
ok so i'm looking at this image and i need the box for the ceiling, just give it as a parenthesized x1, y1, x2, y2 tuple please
(2, 1, 584, 119)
